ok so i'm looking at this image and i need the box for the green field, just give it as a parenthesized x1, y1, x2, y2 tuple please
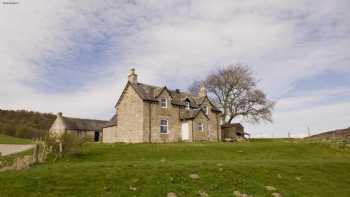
(0, 134, 32, 144)
(1, 140, 350, 196)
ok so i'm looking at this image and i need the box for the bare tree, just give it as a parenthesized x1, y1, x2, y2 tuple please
(189, 64, 275, 124)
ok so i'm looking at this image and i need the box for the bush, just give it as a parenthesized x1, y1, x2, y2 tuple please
(43, 133, 88, 159)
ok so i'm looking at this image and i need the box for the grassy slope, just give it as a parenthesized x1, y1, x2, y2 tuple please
(0, 134, 32, 144)
(1, 140, 350, 197)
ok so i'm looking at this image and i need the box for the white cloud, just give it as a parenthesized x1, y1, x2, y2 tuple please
(245, 87, 350, 138)
(0, 0, 349, 136)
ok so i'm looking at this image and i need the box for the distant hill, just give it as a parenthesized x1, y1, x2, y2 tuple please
(305, 127, 350, 140)
(0, 109, 56, 139)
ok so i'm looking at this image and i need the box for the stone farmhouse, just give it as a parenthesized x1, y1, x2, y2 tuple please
(102, 69, 222, 143)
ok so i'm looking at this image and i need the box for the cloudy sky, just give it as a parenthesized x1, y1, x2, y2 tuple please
(1, 0, 349, 137)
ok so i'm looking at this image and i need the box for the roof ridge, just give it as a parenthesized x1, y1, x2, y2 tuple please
(137, 82, 163, 89)
(63, 116, 108, 122)
(137, 82, 199, 97)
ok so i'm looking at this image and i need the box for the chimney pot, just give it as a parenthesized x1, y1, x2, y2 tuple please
(199, 81, 207, 97)
(128, 68, 138, 83)
(129, 68, 135, 75)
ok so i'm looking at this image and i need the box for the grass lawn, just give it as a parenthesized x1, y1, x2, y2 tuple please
(1, 139, 350, 196)
(0, 134, 32, 144)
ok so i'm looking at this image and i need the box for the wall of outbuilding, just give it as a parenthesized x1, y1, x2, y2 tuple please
(66, 130, 99, 141)
(221, 126, 244, 139)
(103, 126, 116, 143)
(49, 116, 66, 136)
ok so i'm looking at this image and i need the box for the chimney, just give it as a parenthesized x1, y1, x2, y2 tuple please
(57, 112, 63, 118)
(199, 82, 207, 97)
(128, 68, 138, 83)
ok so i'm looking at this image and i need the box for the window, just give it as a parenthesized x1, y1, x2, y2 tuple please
(160, 119, 168, 134)
(203, 106, 208, 115)
(160, 98, 167, 108)
(185, 101, 190, 110)
(197, 121, 204, 132)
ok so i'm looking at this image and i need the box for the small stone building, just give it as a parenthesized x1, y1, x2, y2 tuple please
(221, 123, 245, 140)
(103, 68, 222, 143)
(49, 112, 108, 142)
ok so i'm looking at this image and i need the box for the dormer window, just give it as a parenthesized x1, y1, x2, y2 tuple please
(203, 106, 208, 115)
(185, 101, 190, 110)
(160, 98, 167, 108)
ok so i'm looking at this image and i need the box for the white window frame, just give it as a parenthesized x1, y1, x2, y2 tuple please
(160, 98, 167, 108)
(160, 119, 169, 134)
(197, 121, 204, 132)
(185, 101, 190, 110)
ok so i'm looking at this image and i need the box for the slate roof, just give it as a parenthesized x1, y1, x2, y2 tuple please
(119, 82, 221, 112)
(103, 113, 118, 128)
(62, 116, 108, 132)
(180, 108, 209, 120)
(221, 123, 244, 131)
(129, 82, 159, 102)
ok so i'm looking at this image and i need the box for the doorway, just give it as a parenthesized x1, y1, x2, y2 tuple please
(94, 131, 100, 142)
(181, 122, 189, 141)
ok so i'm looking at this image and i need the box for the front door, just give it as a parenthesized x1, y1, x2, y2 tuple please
(181, 122, 189, 140)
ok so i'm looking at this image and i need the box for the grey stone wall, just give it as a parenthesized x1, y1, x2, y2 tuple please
(115, 85, 145, 143)
(192, 112, 210, 141)
(200, 98, 221, 141)
(145, 90, 181, 143)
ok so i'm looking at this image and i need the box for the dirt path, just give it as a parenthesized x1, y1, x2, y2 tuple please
(0, 144, 35, 156)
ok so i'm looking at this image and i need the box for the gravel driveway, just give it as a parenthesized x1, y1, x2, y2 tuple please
(0, 144, 35, 156)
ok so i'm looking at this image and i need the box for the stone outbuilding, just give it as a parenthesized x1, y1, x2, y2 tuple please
(221, 123, 245, 140)
(49, 112, 108, 142)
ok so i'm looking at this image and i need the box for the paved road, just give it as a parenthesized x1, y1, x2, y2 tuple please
(0, 144, 35, 156)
